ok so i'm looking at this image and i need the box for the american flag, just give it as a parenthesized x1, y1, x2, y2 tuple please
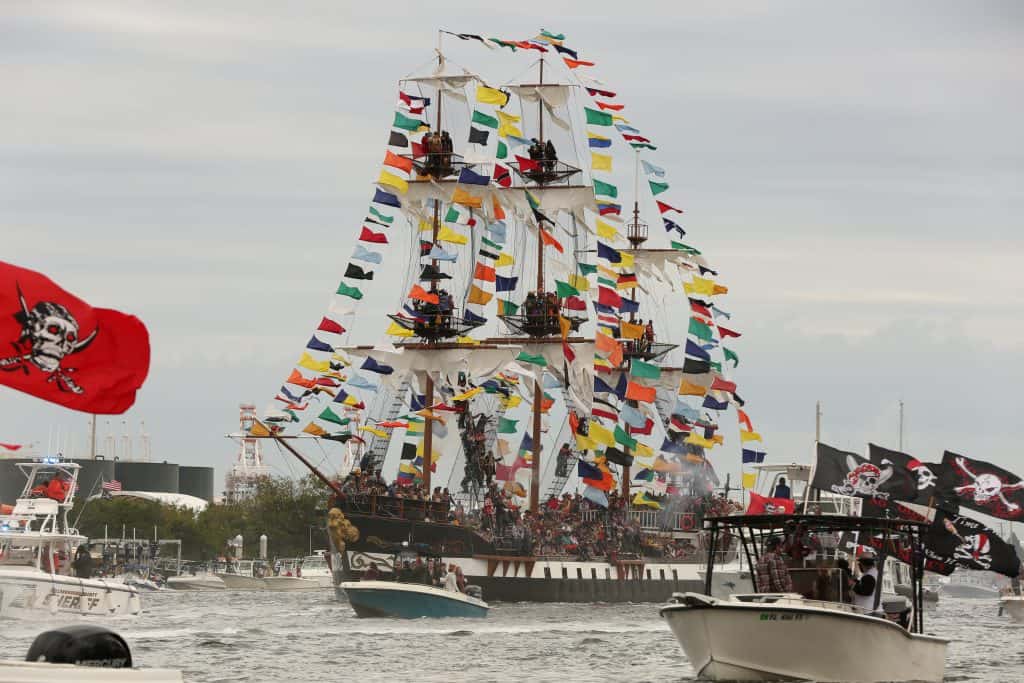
(102, 480, 122, 492)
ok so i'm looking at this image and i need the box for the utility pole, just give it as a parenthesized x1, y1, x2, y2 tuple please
(815, 401, 822, 442)
(898, 401, 904, 451)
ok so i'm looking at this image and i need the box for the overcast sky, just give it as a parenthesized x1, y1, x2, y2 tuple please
(2, 2, 1022, 508)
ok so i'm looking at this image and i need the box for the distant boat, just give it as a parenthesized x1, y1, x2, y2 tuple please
(939, 572, 1001, 599)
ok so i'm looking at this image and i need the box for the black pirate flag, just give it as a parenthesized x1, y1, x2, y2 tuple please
(925, 509, 1021, 577)
(868, 443, 952, 507)
(812, 442, 916, 501)
(940, 451, 1024, 521)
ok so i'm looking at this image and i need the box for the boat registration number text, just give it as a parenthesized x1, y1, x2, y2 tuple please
(759, 613, 808, 622)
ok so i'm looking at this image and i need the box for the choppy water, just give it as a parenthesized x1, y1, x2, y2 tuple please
(4, 590, 1023, 682)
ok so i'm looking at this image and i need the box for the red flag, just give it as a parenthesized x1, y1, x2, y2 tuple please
(383, 150, 413, 173)
(515, 155, 541, 173)
(597, 286, 622, 309)
(710, 377, 736, 394)
(718, 325, 741, 339)
(747, 491, 795, 515)
(656, 200, 683, 214)
(564, 296, 586, 311)
(629, 418, 655, 436)
(736, 408, 753, 431)
(596, 101, 624, 111)
(562, 339, 576, 363)
(564, 58, 596, 69)
(493, 164, 512, 188)
(317, 317, 345, 334)
(359, 227, 388, 244)
(411, 138, 426, 159)
(623, 134, 651, 143)
(0, 442, 23, 451)
(0, 262, 149, 414)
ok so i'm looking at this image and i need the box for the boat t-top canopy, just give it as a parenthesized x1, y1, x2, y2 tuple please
(704, 513, 928, 534)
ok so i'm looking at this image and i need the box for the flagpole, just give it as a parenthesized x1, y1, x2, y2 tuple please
(802, 440, 818, 514)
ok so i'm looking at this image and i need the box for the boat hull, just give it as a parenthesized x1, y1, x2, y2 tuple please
(262, 576, 321, 591)
(1000, 596, 1024, 622)
(215, 573, 266, 590)
(0, 569, 142, 618)
(895, 582, 939, 603)
(341, 581, 488, 618)
(660, 593, 947, 682)
(165, 575, 224, 591)
(940, 583, 999, 599)
(0, 660, 182, 682)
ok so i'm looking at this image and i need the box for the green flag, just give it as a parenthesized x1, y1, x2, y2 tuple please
(445, 206, 463, 223)
(318, 407, 350, 427)
(710, 361, 722, 372)
(284, 409, 299, 423)
(614, 424, 637, 450)
(689, 317, 714, 341)
(499, 300, 519, 315)
(630, 360, 661, 379)
(496, 141, 508, 159)
(540, 29, 565, 40)
(498, 416, 518, 434)
(671, 241, 701, 254)
(555, 280, 580, 298)
(481, 236, 501, 250)
(585, 107, 613, 126)
(393, 111, 427, 131)
(724, 347, 739, 367)
(578, 262, 597, 276)
(471, 109, 499, 129)
(630, 142, 657, 150)
(516, 351, 548, 367)
(336, 282, 363, 300)
(593, 179, 618, 199)
(649, 181, 669, 196)
(368, 206, 393, 223)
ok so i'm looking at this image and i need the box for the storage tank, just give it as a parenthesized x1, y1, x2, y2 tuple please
(178, 466, 215, 502)
(113, 461, 179, 493)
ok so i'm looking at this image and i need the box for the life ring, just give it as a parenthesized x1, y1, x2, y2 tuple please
(679, 514, 696, 532)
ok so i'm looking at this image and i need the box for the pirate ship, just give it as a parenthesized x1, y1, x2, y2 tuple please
(253, 29, 766, 602)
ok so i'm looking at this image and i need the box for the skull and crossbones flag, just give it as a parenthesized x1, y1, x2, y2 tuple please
(925, 509, 1021, 577)
(812, 442, 917, 502)
(939, 451, 1024, 521)
(0, 262, 149, 414)
(867, 443, 954, 507)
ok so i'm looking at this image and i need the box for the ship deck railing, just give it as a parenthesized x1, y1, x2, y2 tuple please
(579, 508, 700, 533)
(334, 493, 451, 523)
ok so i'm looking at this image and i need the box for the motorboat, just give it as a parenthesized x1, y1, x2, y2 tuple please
(0, 625, 181, 682)
(295, 551, 334, 588)
(0, 459, 142, 618)
(939, 571, 1001, 599)
(262, 555, 326, 590)
(1000, 594, 1024, 621)
(215, 559, 268, 590)
(341, 580, 489, 618)
(660, 514, 948, 682)
(165, 565, 224, 591)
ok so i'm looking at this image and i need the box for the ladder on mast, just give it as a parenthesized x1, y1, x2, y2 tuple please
(543, 383, 583, 500)
(360, 378, 410, 474)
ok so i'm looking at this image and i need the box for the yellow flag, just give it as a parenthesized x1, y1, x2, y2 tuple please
(377, 169, 408, 194)
(612, 114, 629, 123)
(568, 274, 590, 292)
(297, 352, 330, 373)
(360, 426, 388, 438)
(452, 387, 484, 401)
(686, 433, 715, 449)
(476, 85, 508, 105)
(684, 276, 715, 295)
(342, 395, 360, 406)
(249, 423, 271, 437)
(400, 462, 420, 476)
(467, 284, 493, 305)
(742, 472, 757, 490)
(591, 152, 612, 171)
(438, 225, 469, 245)
(495, 252, 515, 268)
(457, 336, 480, 346)
(386, 321, 414, 337)
(634, 442, 653, 457)
(418, 219, 434, 232)
(597, 264, 619, 280)
(303, 423, 327, 437)
(558, 315, 571, 340)
(330, 352, 350, 365)
(713, 284, 729, 295)
(596, 219, 620, 240)
(621, 321, 645, 340)
(618, 251, 634, 268)
(496, 110, 522, 138)
(452, 186, 483, 208)
(632, 491, 661, 509)
(575, 433, 598, 452)
(740, 430, 762, 443)
(679, 380, 707, 397)
(588, 421, 616, 447)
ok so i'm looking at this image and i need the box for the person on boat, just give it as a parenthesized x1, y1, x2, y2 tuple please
(772, 477, 792, 500)
(396, 560, 412, 583)
(755, 536, 794, 593)
(73, 544, 93, 579)
(528, 138, 543, 161)
(555, 443, 572, 477)
(45, 474, 72, 502)
(835, 557, 853, 602)
(411, 557, 428, 584)
(443, 563, 461, 593)
(30, 477, 51, 498)
(644, 320, 655, 351)
(782, 520, 819, 561)
(543, 139, 557, 174)
(850, 550, 879, 611)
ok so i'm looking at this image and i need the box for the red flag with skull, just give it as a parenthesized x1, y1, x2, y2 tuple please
(0, 262, 149, 414)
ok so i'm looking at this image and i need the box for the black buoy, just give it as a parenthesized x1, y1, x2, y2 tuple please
(26, 625, 132, 668)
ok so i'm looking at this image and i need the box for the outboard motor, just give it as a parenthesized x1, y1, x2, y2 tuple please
(881, 596, 913, 629)
(26, 625, 132, 668)
(465, 585, 483, 600)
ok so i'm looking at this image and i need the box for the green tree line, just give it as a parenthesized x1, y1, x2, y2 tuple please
(72, 476, 332, 560)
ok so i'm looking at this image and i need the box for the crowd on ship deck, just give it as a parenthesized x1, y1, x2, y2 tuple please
(333, 469, 740, 561)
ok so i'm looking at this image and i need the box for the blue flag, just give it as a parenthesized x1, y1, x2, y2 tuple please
(352, 245, 383, 264)
(578, 460, 601, 480)
(685, 339, 710, 361)
(597, 242, 621, 263)
(372, 188, 401, 208)
(458, 167, 490, 185)
(306, 336, 333, 352)
(361, 357, 394, 375)
(742, 449, 766, 464)
(702, 394, 729, 411)
(464, 309, 487, 325)
(495, 275, 518, 292)
(428, 246, 458, 262)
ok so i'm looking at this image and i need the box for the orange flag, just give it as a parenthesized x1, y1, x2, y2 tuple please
(620, 321, 645, 340)
(408, 284, 439, 305)
(383, 150, 413, 173)
(453, 186, 483, 208)
(625, 380, 656, 403)
(286, 369, 316, 389)
(539, 228, 564, 253)
(679, 380, 707, 397)
(474, 263, 496, 282)
(492, 196, 506, 220)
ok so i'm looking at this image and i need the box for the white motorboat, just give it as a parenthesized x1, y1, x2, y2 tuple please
(660, 514, 948, 682)
(262, 555, 329, 590)
(262, 575, 320, 591)
(939, 571, 1001, 599)
(0, 460, 142, 618)
(215, 559, 268, 590)
(341, 580, 489, 618)
(0, 624, 181, 682)
(999, 592, 1024, 621)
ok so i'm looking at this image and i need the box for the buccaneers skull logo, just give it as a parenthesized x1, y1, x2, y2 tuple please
(0, 284, 98, 393)
(831, 455, 894, 498)
(953, 456, 1024, 514)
